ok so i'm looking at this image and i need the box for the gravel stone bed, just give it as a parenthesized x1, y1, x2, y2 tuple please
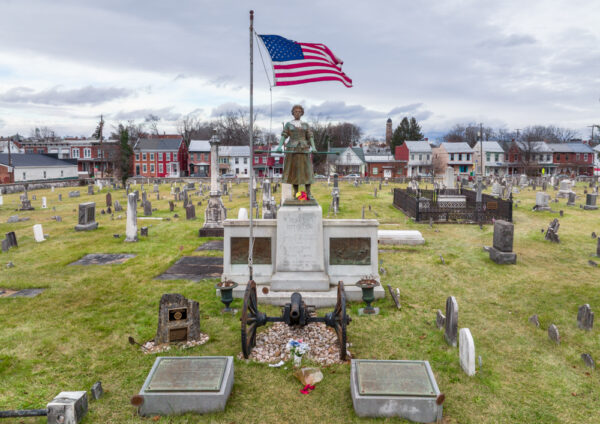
(238, 322, 350, 365)
(141, 333, 210, 354)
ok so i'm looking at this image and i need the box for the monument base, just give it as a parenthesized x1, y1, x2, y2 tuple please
(271, 271, 330, 291)
(200, 195, 226, 237)
(199, 228, 224, 237)
(488, 247, 516, 265)
(74, 222, 99, 231)
(584, 205, 598, 210)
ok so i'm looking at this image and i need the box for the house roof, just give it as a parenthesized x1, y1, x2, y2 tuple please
(364, 155, 397, 163)
(135, 138, 183, 151)
(189, 140, 211, 152)
(330, 146, 366, 162)
(404, 141, 432, 153)
(547, 143, 594, 153)
(475, 141, 505, 153)
(441, 142, 474, 153)
(218, 145, 250, 156)
(0, 153, 78, 168)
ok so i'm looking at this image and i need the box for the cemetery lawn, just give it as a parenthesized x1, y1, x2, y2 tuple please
(0, 180, 599, 424)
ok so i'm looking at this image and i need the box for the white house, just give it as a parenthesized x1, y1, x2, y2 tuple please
(328, 146, 366, 176)
(218, 145, 250, 177)
(472, 141, 507, 176)
(594, 145, 600, 176)
(0, 153, 78, 183)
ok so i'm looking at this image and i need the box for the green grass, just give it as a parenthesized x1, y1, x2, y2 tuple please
(0, 180, 599, 423)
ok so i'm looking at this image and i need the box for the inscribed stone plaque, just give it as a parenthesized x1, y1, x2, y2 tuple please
(231, 237, 271, 264)
(146, 357, 227, 392)
(486, 201, 498, 210)
(355, 360, 436, 397)
(329, 237, 371, 265)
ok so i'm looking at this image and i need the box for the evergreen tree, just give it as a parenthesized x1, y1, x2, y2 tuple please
(408, 117, 424, 140)
(117, 124, 132, 184)
(92, 115, 105, 140)
(391, 117, 411, 149)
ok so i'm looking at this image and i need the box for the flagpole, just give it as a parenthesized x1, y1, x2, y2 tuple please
(248, 10, 255, 281)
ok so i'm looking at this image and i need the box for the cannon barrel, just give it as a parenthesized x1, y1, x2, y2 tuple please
(0, 409, 47, 418)
(290, 292, 302, 322)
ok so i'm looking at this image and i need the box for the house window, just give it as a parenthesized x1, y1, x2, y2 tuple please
(72, 149, 80, 158)
(460, 165, 467, 173)
(373, 167, 378, 175)
(565, 154, 569, 161)
(427, 154, 430, 160)
(547, 155, 551, 161)
(23, 172, 26, 179)
(556, 154, 560, 161)
(244, 158, 248, 164)
(584, 153, 588, 161)
(26, 148, 34, 153)
(150, 153, 155, 161)
(235, 158, 239, 164)
(142, 153, 147, 160)
(411, 154, 415, 160)
(244, 168, 248, 174)
(61, 170, 64, 177)
(458, 154, 463, 161)
(135, 153, 140, 161)
(419, 154, 422, 160)
(576, 153, 580, 161)
(158, 152, 163, 161)
(143, 164, 147, 173)
(450, 154, 454, 161)
(486, 153, 491, 161)
(495, 153, 499, 162)
(159, 163, 163, 173)
(150, 164, 155, 173)
(84, 148, 91, 158)
(173, 153, 178, 161)
(254, 157, 259, 164)
(43, 171, 47, 179)
(236, 168, 239, 174)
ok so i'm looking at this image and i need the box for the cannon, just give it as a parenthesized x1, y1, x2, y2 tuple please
(241, 281, 351, 360)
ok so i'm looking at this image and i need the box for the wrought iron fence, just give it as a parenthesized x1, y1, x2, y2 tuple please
(393, 187, 512, 223)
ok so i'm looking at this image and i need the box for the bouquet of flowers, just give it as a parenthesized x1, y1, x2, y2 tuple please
(286, 339, 310, 367)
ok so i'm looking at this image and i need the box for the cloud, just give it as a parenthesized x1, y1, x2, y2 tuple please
(388, 103, 424, 116)
(479, 33, 537, 48)
(0, 118, 4, 128)
(0, 85, 133, 105)
(111, 107, 181, 122)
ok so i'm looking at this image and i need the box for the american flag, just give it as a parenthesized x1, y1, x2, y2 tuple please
(258, 34, 352, 87)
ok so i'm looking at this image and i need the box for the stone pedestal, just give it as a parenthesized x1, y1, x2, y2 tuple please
(199, 195, 226, 237)
(125, 193, 138, 242)
(271, 204, 329, 291)
(489, 220, 516, 264)
(47, 391, 88, 424)
(74, 202, 98, 231)
(584, 193, 598, 210)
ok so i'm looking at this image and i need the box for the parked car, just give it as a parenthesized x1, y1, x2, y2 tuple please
(314, 174, 326, 178)
(221, 173, 236, 178)
(345, 173, 361, 179)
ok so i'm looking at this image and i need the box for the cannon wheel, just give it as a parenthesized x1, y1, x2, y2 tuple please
(333, 282, 349, 360)
(241, 281, 259, 359)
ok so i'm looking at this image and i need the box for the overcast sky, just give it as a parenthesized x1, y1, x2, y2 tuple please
(1, 0, 599, 141)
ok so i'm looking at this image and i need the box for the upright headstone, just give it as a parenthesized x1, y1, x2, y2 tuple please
(153, 184, 159, 193)
(262, 179, 275, 219)
(74, 202, 99, 231)
(58, 193, 62, 201)
(488, 220, 517, 264)
(567, 191, 576, 206)
(444, 296, 458, 347)
(106, 192, 112, 208)
(534, 192, 551, 211)
(548, 324, 560, 344)
(491, 182, 502, 197)
(200, 131, 226, 236)
(33, 224, 45, 242)
(577, 304, 594, 330)
(584, 193, 598, 210)
(155, 293, 201, 344)
(144, 201, 152, 216)
(41, 197, 47, 209)
(142, 191, 147, 207)
(125, 193, 138, 242)
(6, 232, 17, 248)
(435, 310, 445, 329)
(545, 219, 560, 243)
(444, 167, 455, 189)
(1, 238, 9, 252)
(114, 200, 122, 212)
(169, 201, 175, 212)
(186, 204, 196, 220)
(88, 185, 94, 195)
(459, 328, 476, 376)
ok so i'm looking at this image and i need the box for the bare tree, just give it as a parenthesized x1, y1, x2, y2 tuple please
(30, 126, 56, 142)
(145, 114, 160, 136)
(521, 125, 578, 143)
(214, 110, 261, 145)
(443, 123, 494, 146)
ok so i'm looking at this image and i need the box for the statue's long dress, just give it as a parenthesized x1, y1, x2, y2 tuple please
(281, 121, 314, 185)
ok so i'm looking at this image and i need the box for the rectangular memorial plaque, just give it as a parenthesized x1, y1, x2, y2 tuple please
(146, 357, 227, 392)
(355, 360, 436, 397)
(486, 201, 498, 210)
(231, 237, 271, 264)
(169, 327, 188, 342)
(329, 237, 371, 265)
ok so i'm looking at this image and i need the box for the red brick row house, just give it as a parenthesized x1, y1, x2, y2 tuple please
(133, 137, 188, 178)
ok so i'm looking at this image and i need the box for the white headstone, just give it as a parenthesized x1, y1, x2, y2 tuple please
(281, 183, 293, 203)
(535, 192, 550, 208)
(51, 186, 55, 192)
(444, 167, 455, 189)
(125, 193, 138, 242)
(33, 224, 45, 242)
(0, 195, 3, 206)
(238, 208, 248, 220)
(41, 197, 47, 209)
(459, 328, 476, 376)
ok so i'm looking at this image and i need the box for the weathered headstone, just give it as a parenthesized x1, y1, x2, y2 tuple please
(125, 193, 138, 242)
(74, 202, 99, 231)
(436, 310, 445, 329)
(545, 219, 560, 243)
(529, 314, 540, 327)
(141, 226, 148, 237)
(534, 192, 551, 211)
(186, 204, 196, 220)
(41, 197, 47, 209)
(567, 191, 576, 206)
(144, 201, 152, 216)
(6, 231, 17, 248)
(114, 200, 122, 212)
(548, 324, 560, 344)
(1, 238, 9, 252)
(69, 190, 80, 198)
(489, 220, 516, 264)
(577, 304, 594, 330)
(445, 296, 458, 347)
(155, 293, 201, 344)
(581, 353, 595, 369)
(153, 184, 159, 193)
(91, 381, 104, 400)
(238, 208, 248, 220)
(169, 200, 175, 212)
(459, 328, 476, 376)
(106, 192, 112, 207)
(33, 224, 45, 242)
(584, 193, 598, 210)
(88, 185, 94, 195)
(58, 193, 62, 201)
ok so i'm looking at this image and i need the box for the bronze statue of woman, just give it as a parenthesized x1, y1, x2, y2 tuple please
(276, 104, 317, 199)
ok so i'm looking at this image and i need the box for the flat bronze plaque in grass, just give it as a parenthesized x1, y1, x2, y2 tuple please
(355, 360, 436, 397)
(329, 237, 371, 265)
(146, 357, 227, 392)
(231, 237, 271, 264)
